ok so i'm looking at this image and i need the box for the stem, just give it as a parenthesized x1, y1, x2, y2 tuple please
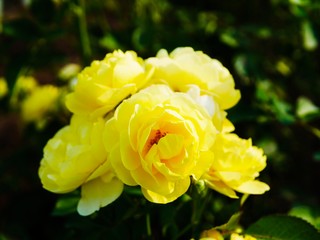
(0, 0, 3, 33)
(78, 0, 91, 65)
(146, 212, 152, 237)
(191, 187, 211, 234)
(173, 223, 193, 240)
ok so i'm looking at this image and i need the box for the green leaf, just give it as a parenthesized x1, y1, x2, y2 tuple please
(99, 33, 123, 50)
(215, 212, 242, 231)
(52, 195, 79, 216)
(301, 20, 318, 51)
(289, 204, 320, 229)
(296, 96, 320, 121)
(245, 215, 320, 240)
(3, 19, 40, 40)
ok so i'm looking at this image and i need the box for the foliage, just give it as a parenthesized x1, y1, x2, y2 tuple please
(1, 0, 320, 239)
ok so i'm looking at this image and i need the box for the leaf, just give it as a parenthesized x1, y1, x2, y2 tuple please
(301, 20, 318, 51)
(99, 33, 123, 50)
(289, 204, 320, 229)
(296, 96, 320, 121)
(3, 19, 40, 40)
(52, 195, 78, 216)
(215, 212, 242, 231)
(245, 215, 320, 240)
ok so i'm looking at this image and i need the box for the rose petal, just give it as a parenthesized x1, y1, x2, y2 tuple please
(235, 180, 270, 195)
(77, 177, 123, 216)
(141, 178, 190, 203)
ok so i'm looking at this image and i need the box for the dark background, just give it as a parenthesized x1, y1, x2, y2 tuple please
(1, 0, 320, 239)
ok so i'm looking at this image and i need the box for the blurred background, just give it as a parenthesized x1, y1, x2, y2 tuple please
(0, 0, 320, 239)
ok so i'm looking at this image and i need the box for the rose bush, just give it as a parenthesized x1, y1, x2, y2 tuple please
(39, 47, 269, 219)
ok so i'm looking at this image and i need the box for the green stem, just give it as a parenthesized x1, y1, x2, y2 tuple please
(78, 0, 91, 65)
(146, 212, 152, 237)
(174, 223, 193, 240)
(0, 0, 3, 33)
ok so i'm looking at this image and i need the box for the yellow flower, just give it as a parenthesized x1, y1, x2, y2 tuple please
(10, 76, 38, 107)
(185, 84, 227, 131)
(146, 47, 241, 110)
(65, 50, 154, 118)
(230, 233, 256, 240)
(58, 63, 81, 81)
(104, 84, 217, 203)
(0, 77, 8, 98)
(202, 133, 269, 198)
(200, 228, 224, 240)
(15, 76, 38, 93)
(21, 85, 59, 123)
(39, 115, 123, 215)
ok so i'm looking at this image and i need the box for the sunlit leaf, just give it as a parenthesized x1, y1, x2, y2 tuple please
(289, 204, 320, 229)
(52, 195, 78, 216)
(301, 20, 318, 51)
(99, 33, 122, 50)
(215, 212, 242, 231)
(296, 96, 320, 121)
(246, 215, 320, 240)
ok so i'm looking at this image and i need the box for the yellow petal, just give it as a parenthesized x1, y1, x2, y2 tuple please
(110, 146, 137, 186)
(120, 132, 141, 170)
(141, 178, 190, 203)
(157, 134, 184, 159)
(131, 166, 174, 195)
(235, 180, 270, 195)
(205, 180, 238, 199)
(77, 177, 123, 216)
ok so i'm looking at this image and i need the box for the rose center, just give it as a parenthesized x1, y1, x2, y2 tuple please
(144, 129, 167, 153)
(150, 129, 167, 145)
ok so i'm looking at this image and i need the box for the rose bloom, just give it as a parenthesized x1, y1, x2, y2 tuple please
(200, 228, 223, 240)
(104, 84, 218, 203)
(21, 85, 59, 123)
(10, 76, 38, 107)
(146, 47, 241, 110)
(14, 76, 38, 94)
(39, 115, 123, 216)
(66, 50, 154, 118)
(0, 77, 8, 98)
(202, 133, 270, 198)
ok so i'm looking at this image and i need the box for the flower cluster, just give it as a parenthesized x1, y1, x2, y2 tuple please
(39, 47, 269, 216)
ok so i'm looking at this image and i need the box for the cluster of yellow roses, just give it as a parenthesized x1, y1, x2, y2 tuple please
(39, 47, 269, 216)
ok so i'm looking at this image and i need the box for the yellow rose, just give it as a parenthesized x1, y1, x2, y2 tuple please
(146, 47, 241, 110)
(21, 85, 59, 124)
(39, 115, 123, 215)
(200, 228, 224, 240)
(104, 84, 217, 203)
(202, 133, 269, 198)
(15, 76, 38, 93)
(0, 77, 8, 98)
(65, 50, 154, 118)
(10, 76, 38, 107)
(185, 84, 227, 131)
